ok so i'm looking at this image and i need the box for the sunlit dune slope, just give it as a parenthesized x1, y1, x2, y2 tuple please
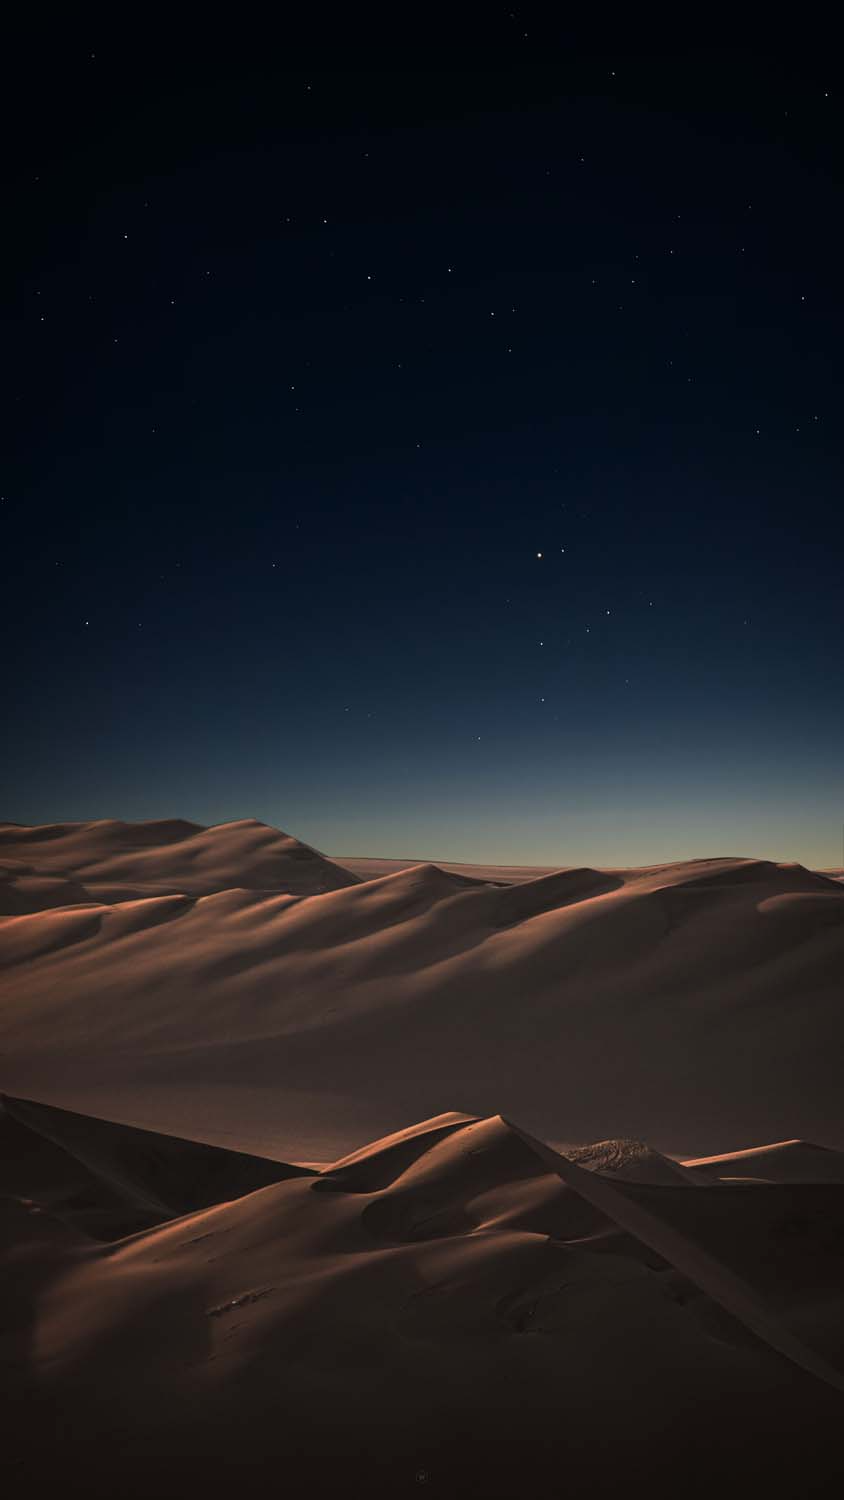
(0, 817, 359, 913)
(1, 833, 842, 1159)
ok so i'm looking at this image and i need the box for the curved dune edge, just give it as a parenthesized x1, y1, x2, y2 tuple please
(0, 1092, 310, 1239)
(505, 1120, 844, 1396)
(2, 833, 843, 1160)
(0, 817, 360, 914)
(4, 1091, 844, 1400)
(682, 1138, 844, 1182)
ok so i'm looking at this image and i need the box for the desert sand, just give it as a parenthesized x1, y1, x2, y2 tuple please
(1, 818, 843, 1160)
(4, 1093, 844, 1496)
(2, 818, 844, 1494)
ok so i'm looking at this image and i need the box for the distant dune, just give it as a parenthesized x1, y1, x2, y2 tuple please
(333, 853, 563, 884)
(1, 820, 843, 1163)
(3, 1093, 844, 1497)
(0, 817, 359, 914)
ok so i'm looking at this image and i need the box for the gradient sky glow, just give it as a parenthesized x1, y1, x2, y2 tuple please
(5, 34, 844, 868)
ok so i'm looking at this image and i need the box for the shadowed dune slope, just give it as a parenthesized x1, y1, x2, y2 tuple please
(683, 1139, 844, 1183)
(0, 1093, 310, 1239)
(3, 1102, 844, 1498)
(1, 844, 842, 1159)
(0, 817, 359, 912)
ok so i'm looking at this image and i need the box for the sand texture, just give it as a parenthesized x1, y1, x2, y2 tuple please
(3, 1095, 844, 1496)
(1, 821, 843, 1160)
(3, 819, 844, 1494)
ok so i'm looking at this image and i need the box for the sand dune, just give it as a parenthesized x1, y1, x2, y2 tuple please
(0, 817, 359, 914)
(1, 822, 842, 1161)
(0, 1093, 308, 1239)
(3, 821, 843, 1494)
(334, 853, 564, 884)
(683, 1139, 844, 1183)
(3, 1097, 844, 1497)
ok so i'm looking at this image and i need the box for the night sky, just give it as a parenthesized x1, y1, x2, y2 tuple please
(5, 31, 843, 867)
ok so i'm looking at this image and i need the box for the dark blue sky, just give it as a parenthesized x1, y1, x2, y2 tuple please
(4, 30, 843, 865)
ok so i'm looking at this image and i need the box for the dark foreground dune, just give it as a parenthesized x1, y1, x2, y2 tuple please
(3, 1094, 844, 1498)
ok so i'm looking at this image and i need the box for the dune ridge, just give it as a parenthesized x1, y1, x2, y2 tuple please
(1, 822, 842, 1161)
(3, 1095, 844, 1496)
(0, 816, 359, 913)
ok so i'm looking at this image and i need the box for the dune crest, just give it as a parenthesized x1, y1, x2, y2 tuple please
(2, 830, 843, 1159)
(0, 816, 359, 913)
(3, 1097, 844, 1495)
